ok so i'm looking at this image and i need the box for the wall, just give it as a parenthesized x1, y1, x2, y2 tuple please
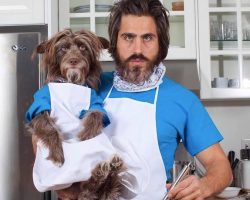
(205, 101, 250, 159)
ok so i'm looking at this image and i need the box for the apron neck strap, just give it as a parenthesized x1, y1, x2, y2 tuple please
(105, 85, 159, 106)
(104, 85, 114, 101)
(153, 86, 159, 105)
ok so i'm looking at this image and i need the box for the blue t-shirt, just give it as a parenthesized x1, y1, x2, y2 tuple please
(99, 72, 223, 179)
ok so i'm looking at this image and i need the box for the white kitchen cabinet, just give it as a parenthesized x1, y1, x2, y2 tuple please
(198, 0, 250, 99)
(59, 0, 196, 61)
(0, 0, 45, 25)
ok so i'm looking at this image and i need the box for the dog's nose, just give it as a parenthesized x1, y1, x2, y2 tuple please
(69, 58, 79, 65)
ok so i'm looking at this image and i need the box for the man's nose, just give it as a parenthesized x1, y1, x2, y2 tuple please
(133, 38, 143, 54)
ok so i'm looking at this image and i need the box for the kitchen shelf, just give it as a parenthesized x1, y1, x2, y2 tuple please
(210, 39, 238, 41)
(169, 11, 185, 16)
(209, 50, 246, 55)
(242, 7, 250, 11)
(209, 7, 238, 12)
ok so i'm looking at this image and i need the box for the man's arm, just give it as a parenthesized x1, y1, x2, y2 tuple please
(168, 143, 232, 200)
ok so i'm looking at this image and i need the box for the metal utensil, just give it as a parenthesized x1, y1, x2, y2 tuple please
(232, 158, 239, 170)
(228, 151, 235, 168)
(162, 162, 192, 200)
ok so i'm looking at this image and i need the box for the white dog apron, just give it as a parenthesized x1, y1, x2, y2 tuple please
(32, 83, 144, 197)
(104, 86, 167, 199)
(32, 83, 118, 192)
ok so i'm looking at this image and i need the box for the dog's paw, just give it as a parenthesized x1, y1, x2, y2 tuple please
(92, 161, 110, 182)
(78, 130, 93, 141)
(78, 111, 104, 141)
(110, 155, 124, 171)
(47, 145, 65, 167)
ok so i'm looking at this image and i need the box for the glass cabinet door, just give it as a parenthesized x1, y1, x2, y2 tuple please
(198, 0, 250, 99)
(59, 0, 111, 36)
(59, 0, 196, 61)
(242, 12, 250, 48)
(162, 0, 196, 59)
(163, 0, 185, 49)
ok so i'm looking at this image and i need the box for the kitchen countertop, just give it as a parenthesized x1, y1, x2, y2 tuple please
(207, 193, 250, 200)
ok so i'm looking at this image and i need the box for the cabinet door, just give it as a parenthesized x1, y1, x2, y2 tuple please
(162, 0, 196, 60)
(59, 0, 196, 61)
(0, 0, 45, 25)
(59, 0, 111, 60)
(198, 0, 250, 99)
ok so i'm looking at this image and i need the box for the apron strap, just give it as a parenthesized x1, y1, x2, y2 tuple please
(104, 85, 114, 102)
(153, 86, 159, 106)
(105, 85, 159, 106)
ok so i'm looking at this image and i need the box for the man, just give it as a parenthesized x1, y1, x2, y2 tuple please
(100, 0, 232, 199)
(57, 0, 232, 199)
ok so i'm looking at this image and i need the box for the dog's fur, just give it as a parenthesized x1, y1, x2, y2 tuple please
(26, 29, 126, 200)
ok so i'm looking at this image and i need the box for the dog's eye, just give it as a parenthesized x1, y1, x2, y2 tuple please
(79, 45, 86, 51)
(61, 47, 68, 51)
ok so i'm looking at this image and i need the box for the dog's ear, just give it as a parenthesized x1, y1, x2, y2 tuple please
(36, 41, 47, 54)
(98, 37, 109, 49)
(31, 29, 72, 60)
(31, 41, 47, 60)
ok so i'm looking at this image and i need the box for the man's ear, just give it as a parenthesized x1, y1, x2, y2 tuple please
(98, 37, 110, 49)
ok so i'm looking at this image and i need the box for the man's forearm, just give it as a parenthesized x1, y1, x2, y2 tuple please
(200, 161, 232, 197)
(197, 145, 233, 198)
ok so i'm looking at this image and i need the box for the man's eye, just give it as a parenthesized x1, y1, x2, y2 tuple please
(123, 35, 133, 41)
(143, 35, 152, 42)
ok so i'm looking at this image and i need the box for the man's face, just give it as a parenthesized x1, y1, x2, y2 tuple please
(116, 15, 160, 83)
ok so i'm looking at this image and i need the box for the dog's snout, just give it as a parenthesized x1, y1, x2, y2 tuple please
(69, 58, 79, 65)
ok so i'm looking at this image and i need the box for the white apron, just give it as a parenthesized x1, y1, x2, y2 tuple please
(32, 83, 117, 192)
(104, 86, 167, 199)
(32, 83, 143, 197)
(48, 83, 91, 141)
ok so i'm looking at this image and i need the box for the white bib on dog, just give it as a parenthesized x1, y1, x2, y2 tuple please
(49, 82, 91, 142)
(32, 83, 115, 192)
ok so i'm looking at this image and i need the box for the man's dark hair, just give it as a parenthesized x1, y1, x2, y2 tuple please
(108, 0, 170, 64)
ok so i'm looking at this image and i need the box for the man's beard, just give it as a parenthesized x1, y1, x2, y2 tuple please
(114, 53, 158, 84)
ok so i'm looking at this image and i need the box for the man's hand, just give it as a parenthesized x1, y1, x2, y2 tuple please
(168, 143, 232, 200)
(168, 175, 204, 200)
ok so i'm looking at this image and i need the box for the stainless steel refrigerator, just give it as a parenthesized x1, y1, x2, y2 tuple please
(0, 25, 50, 200)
